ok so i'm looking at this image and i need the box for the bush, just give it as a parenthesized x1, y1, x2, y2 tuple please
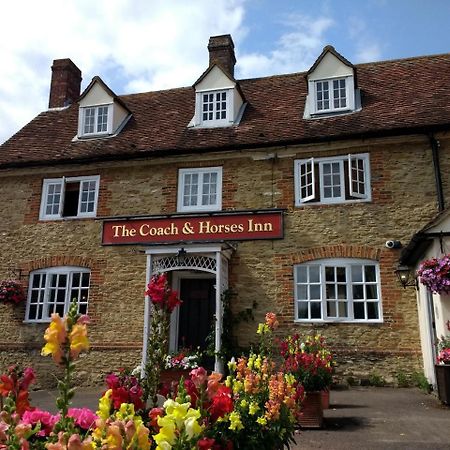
(368, 373, 386, 387)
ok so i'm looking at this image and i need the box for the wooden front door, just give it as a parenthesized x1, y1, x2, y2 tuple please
(178, 278, 215, 353)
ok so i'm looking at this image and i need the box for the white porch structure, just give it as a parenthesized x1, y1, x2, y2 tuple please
(141, 244, 233, 373)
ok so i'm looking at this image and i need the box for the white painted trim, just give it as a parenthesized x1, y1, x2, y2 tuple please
(25, 266, 91, 323)
(39, 175, 100, 220)
(294, 153, 371, 206)
(294, 258, 383, 323)
(141, 254, 153, 377)
(215, 251, 223, 372)
(177, 167, 223, 213)
(78, 104, 112, 138)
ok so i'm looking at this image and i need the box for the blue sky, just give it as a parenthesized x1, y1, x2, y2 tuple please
(0, 0, 448, 144)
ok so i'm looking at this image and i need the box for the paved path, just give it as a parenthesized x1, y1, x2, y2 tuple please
(30, 387, 450, 449)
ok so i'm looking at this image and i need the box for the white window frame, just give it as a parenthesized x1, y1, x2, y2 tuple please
(294, 153, 371, 206)
(294, 258, 382, 323)
(309, 76, 355, 116)
(39, 175, 100, 220)
(177, 167, 222, 212)
(195, 89, 232, 128)
(25, 266, 90, 323)
(78, 104, 112, 137)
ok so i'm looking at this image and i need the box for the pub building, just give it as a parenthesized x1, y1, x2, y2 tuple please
(1, 35, 450, 387)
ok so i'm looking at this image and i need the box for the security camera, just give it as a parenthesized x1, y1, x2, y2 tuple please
(385, 240, 402, 249)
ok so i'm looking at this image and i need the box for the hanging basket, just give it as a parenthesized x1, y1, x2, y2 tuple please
(0, 280, 25, 305)
(298, 391, 324, 428)
(417, 255, 450, 294)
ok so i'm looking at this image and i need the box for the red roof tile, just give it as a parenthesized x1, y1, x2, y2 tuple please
(1, 53, 450, 168)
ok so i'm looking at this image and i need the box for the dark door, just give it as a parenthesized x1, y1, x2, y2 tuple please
(178, 278, 215, 353)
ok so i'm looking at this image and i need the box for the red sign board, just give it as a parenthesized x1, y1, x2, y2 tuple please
(102, 211, 283, 245)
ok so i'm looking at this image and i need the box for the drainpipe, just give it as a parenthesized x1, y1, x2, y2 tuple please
(429, 133, 444, 212)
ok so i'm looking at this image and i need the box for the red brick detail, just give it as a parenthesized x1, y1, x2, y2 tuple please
(290, 245, 381, 264)
(48, 59, 82, 109)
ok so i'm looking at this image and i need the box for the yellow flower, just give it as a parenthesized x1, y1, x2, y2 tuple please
(69, 322, 90, 359)
(97, 389, 112, 420)
(249, 401, 260, 415)
(41, 314, 67, 364)
(240, 399, 248, 409)
(232, 380, 243, 394)
(229, 411, 243, 431)
(184, 415, 203, 439)
(256, 416, 267, 426)
(254, 355, 262, 370)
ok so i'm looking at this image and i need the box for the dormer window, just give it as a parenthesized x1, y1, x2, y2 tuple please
(305, 46, 360, 119)
(82, 105, 110, 135)
(316, 78, 347, 112)
(77, 76, 131, 139)
(202, 90, 228, 124)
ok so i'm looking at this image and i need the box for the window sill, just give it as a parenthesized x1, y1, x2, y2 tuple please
(294, 199, 371, 208)
(39, 215, 97, 222)
(294, 319, 383, 325)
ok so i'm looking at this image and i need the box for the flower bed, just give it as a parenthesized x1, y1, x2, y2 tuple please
(0, 275, 332, 448)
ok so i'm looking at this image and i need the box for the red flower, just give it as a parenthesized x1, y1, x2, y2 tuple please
(149, 407, 164, 429)
(197, 437, 216, 449)
(145, 273, 182, 313)
(209, 385, 233, 421)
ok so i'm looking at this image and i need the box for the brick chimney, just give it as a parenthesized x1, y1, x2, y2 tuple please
(208, 34, 236, 78)
(48, 59, 82, 108)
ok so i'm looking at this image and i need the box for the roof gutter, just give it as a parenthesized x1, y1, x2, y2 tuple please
(429, 133, 445, 211)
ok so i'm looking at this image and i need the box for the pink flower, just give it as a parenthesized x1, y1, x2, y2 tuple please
(67, 408, 98, 430)
(21, 408, 59, 436)
(190, 367, 208, 389)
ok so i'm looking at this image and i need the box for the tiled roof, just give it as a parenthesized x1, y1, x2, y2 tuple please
(1, 53, 450, 168)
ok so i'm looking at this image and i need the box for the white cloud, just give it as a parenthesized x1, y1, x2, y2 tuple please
(0, 2, 335, 145)
(238, 14, 334, 78)
(0, 0, 247, 144)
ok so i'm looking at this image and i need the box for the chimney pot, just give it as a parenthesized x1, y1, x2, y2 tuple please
(48, 59, 82, 108)
(208, 34, 236, 78)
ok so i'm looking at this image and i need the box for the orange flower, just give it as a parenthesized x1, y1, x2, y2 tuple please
(206, 372, 223, 399)
(69, 319, 90, 359)
(265, 312, 279, 330)
(41, 314, 67, 364)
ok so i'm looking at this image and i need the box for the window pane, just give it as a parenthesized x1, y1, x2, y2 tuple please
(365, 266, 376, 282)
(310, 265, 320, 282)
(311, 302, 321, 319)
(325, 284, 336, 299)
(297, 302, 308, 319)
(338, 284, 347, 299)
(367, 302, 379, 319)
(353, 284, 364, 299)
(337, 267, 346, 282)
(327, 301, 336, 317)
(325, 267, 334, 282)
(354, 302, 365, 319)
(366, 284, 378, 300)
(351, 265, 363, 282)
(296, 284, 307, 300)
(296, 266, 307, 283)
(338, 302, 348, 317)
(310, 284, 321, 300)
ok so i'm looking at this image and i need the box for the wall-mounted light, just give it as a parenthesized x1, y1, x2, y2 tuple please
(176, 248, 187, 265)
(394, 265, 417, 289)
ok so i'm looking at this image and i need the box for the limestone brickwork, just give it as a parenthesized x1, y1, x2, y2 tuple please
(0, 133, 448, 387)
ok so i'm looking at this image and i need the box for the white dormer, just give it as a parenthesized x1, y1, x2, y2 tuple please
(304, 46, 361, 119)
(77, 77, 131, 138)
(189, 65, 246, 128)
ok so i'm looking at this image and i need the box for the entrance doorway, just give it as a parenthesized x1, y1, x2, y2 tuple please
(170, 272, 216, 369)
(178, 278, 215, 351)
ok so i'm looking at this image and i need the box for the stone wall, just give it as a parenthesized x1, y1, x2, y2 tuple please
(0, 133, 446, 386)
